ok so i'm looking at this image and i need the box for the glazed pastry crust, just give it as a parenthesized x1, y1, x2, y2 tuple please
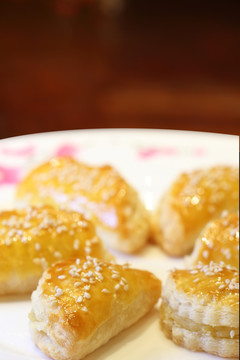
(16, 157, 150, 253)
(187, 212, 239, 269)
(152, 166, 239, 256)
(29, 257, 161, 360)
(160, 263, 239, 358)
(0, 206, 111, 295)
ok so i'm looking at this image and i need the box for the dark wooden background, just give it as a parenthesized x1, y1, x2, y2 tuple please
(0, 0, 240, 139)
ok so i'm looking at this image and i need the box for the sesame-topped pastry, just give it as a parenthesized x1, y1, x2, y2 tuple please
(160, 262, 239, 358)
(0, 205, 111, 295)
(29, 256, 161, 360)
(187, 212, 239, 269)
(16, 157, 150, 254)
(152, 166, 239, 256)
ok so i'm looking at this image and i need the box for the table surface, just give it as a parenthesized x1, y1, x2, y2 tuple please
(0, 0, 240, 139)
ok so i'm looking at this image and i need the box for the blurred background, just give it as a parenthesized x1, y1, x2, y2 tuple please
(0, 0, 240, 139)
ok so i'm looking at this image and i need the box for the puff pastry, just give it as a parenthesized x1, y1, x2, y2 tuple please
(29, 256, 161, 360)
(152, 166, 239, 256)
(16, 157, 150, 254)
(187, 211, 239, 269)
(0, 205, 111, 295)
(160, 262, 239, 358)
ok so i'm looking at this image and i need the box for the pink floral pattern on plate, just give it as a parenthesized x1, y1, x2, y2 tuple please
(0, 166, 20, 185)
(138, 146, 206, 159)
(54, 144, 80, 157)
(0, 145, 35, 157)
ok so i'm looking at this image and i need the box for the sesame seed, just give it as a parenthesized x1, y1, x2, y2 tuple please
(21, 236, 28, 244)
(221, 210, 229, 218)
(73, 239, 80, 250)
(35, 243, 41, 251)
(84, 285, 90, 291)
(219, 284, 226, 290)
(115, 284, 120, 291)
(54, 251, 62, 258)
(111, 270, 120, 275)
(81, 306, 88, 312)
(207, 240, 214, 249)
(55, 287, 63, 297)
(5, 238, 12, 246)
(193, 278, 199, 283)
(84, 292, 91, 299)
(96, 273, 104, 281)
(58, 275, 66, 280)
(202, 250, 209, 259)
(77, 296, 83, 303)
(121, 277, 127, 284)
(81, 278, 89, 283)
(190, 270, 198, 274)
(76, 259, 80, 265)
(95, 266, 102, 272)
(230, 229, 236, 236)
(124, 284, 129, 291)
(85, 247, 91, 254)
(69, 268, 80, 277)
(74, 282, 81, 287)
(112, 274, 120, 279)
(102, 288, 110, 294)
(79, 220, 88, 228)
(205, 271, 214, 276)
(230, 330, 235, 339)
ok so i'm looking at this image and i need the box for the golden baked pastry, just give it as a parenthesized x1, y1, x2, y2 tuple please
(16, 157, 150, 254)
(160, 262, 239, 358)
(29, 256, 161, 360)
(0, 205, 111, 295)
(187, 212, 239, 269)
(152, 166, 239, 256)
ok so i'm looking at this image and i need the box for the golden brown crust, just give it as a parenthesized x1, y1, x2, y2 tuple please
(16, 157, 150, 253)
(0, 205, 111, 295)
(29, 256, 161, 360)
(152, 166, 239, 256)
(187, 212, 239, 269)
(160, 263, 239, 358)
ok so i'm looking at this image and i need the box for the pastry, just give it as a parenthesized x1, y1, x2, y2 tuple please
(160, 262, 239, 358)
(0, 205, 111, 295)
(29, 256, 161, 360)
(16, 157, 150, 253)
(152, 166, 239, 256)
(187, 211, 239, 269)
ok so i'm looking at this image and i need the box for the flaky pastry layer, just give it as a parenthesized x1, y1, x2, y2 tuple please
(160, 263, 239, 358)
(187, 212, 239, 269)
(29, 256, 161, 360)
(152, 166, 239, 256)
(0, 206, 111, 295)
(16, 157, 150, 253)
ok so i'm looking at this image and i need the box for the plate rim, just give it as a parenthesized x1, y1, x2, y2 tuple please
(0, 127, 238, 144)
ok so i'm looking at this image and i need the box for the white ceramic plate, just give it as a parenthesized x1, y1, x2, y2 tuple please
(0, 129, 238, 360)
